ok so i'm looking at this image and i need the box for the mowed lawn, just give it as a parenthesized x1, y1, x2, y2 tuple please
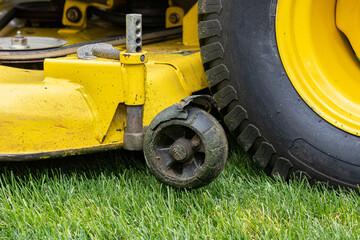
(0, 146, 359, 239)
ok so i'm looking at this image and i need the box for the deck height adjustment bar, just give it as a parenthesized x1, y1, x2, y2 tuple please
(122, 14, 148, 151)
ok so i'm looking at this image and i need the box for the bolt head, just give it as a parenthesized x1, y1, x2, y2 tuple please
(192, 138, 201, 150)
(66, 7, 82, 23)
(169, 139, 193, 163)
(169, 13, 180, 24)
(9, 31, 29, 49)
(170, 144, 188, 162)
(12, 37, 27, 46)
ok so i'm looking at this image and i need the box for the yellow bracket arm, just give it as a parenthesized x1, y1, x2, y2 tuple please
(120, 51, 148, 106)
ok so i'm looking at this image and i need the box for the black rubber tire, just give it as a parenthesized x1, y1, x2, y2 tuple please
(143, 106, 228, 189)
(198, 0, 360, 189)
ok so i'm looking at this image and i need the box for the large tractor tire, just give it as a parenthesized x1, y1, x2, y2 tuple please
(198, 0, 360, 189)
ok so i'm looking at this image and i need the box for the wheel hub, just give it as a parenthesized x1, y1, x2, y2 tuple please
(276, 0, 360, 136)
(169, 138, 193, 163)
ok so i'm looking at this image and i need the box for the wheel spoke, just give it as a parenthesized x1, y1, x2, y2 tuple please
(180, 158, 200, 180)
(156, 147, 175, 169)
(193, 158, 201, 170)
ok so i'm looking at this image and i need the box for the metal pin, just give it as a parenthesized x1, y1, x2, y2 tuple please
(126, 14, 142, 53)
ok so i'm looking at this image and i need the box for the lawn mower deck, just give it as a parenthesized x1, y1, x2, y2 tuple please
(0, 2, 228, 189)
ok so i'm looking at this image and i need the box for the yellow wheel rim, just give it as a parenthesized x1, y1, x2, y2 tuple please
(276, 0, 360, 135)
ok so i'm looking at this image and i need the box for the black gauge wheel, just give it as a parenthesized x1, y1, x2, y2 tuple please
(143, 106, 228, 189)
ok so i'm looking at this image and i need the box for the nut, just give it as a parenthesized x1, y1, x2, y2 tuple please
(9, 31, 29, 49)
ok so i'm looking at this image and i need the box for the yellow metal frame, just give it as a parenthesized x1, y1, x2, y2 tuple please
(183, 3, 199, 47)
(277, 0, 360, 136)
(0, 45, 206, 157)
(0, 7, 206, 160)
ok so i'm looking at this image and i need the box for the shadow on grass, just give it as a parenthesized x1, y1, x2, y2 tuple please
(0, 149, 147, 181)
(0, 143, 261, 191)
(0, 142, 330, 194)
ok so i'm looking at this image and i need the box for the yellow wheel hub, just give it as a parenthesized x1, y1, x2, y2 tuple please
(276, 0, 360, 135)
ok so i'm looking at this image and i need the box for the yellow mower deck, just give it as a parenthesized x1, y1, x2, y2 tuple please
(0, 4, 207, 160)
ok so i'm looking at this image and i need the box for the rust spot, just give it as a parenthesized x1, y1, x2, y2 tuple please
(54, 124, 69, 129)
(101, 135, 106, 143)
(122, 54, 131, 58)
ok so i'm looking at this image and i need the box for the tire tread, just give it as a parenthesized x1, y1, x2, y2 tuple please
(198, 0, 299, 179)
(198, 20, 222, 39)
(213, 85, 237, 109)
(198, 0, 223, 14)
(223, 105, 248, 132)
(200, 42, 224, 64)
(205, 64, 229, 87)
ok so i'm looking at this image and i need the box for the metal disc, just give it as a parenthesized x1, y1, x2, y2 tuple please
(0, 37, 67, 51)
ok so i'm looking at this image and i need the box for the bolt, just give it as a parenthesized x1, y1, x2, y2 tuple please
(169, 13, 180, 24)
(170, 144, 188, 162)
(170, 139, 193, 163)
(140, 55, 145, 62)
(66, 7, 82, 23)
(192, 138, 201, 150)
(9, 31, 29, 49)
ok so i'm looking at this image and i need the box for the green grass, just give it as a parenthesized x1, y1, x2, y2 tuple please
(0, 148, 359, 239)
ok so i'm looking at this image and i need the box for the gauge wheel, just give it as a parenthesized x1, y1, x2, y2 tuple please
(143, 106, 228, 189)
(198, 0, 360, 189)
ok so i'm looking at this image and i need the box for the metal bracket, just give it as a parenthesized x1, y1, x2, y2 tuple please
(62, 0, 119, 28)
(166, 6, 185, 28)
